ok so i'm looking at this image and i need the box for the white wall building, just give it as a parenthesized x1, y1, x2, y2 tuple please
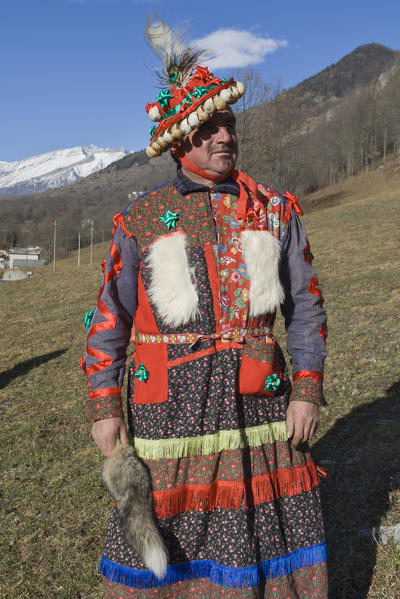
(7, 247, 43, 269)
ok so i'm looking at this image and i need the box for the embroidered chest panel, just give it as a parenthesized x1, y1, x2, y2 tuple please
(122, 181, 290, 337)
(122, 182, 217, 251)
(121, 181, 290, 250)
(208, 188, 285, 334)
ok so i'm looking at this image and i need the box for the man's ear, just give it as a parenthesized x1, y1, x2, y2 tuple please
(170, 145, 181, 167)
(170, 142, 183, 166)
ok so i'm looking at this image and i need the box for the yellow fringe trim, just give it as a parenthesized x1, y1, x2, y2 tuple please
(133, 421, 287, 460)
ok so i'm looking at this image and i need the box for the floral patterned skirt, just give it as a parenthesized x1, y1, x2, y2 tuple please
(100, 349, 328, 598)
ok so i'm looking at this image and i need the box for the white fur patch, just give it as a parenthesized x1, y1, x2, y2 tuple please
(143, 544, 168, 579)
(145, 233, 199, 327)
(240, 230, 284, 316)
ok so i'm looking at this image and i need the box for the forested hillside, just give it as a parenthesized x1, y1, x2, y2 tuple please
(236, 44, 400, 193)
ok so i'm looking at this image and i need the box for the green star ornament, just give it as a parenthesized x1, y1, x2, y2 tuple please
(264, 373, 281, 392)
(134, 363, 149, 383)
(83, 307, 95, 330)
(191, 86, 208, 99)
(159, 210, 179, 230)
(156, 89, 173, 108)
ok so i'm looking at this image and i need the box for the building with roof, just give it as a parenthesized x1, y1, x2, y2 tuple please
(7, 247, 44, 269)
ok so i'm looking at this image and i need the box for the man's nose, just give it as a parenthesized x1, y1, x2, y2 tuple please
(215, 126, 232, 143)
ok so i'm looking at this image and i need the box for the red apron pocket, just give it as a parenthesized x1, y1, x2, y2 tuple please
(239, 337, 283, 398)
(132, 343, 168, 404)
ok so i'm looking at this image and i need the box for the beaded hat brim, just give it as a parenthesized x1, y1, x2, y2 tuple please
(145, 72, 245, 158)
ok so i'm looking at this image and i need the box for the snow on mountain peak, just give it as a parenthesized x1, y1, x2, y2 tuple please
(0, 145, 131, 198)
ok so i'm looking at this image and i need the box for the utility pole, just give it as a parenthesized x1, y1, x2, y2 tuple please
(383, 127, 387, 173)
(78, 232, 81, 268)
(53, 220, 57, 272)
(90, 225, 94, 265)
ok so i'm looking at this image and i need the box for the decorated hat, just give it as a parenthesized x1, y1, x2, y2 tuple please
(144, 17, 246, 158)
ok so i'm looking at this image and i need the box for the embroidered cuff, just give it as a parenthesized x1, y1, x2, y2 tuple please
(291, 371, 326, 406)
(88, 394, 124, 422)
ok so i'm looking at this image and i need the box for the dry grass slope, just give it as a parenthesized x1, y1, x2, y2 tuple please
(0, 169, 399, 598)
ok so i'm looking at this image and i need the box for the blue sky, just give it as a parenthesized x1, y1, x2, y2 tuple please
(1, 0, 399, 161)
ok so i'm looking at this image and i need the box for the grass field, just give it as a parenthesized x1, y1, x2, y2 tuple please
(0, 169, 399, 598)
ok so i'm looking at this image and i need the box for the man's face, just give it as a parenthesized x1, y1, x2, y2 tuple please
(178, 109, 238, 178)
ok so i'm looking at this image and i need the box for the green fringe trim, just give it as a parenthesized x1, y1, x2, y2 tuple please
(133, 421, 287, 460)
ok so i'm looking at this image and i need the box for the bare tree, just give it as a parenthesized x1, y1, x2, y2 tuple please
(233, 68, 272, 170)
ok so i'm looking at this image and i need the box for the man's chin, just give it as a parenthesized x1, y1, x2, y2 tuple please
(210, 155, 237, 176)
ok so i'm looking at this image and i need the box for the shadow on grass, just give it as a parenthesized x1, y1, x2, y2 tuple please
(0, 349, 69, 389)
(312, 381, 400, 598)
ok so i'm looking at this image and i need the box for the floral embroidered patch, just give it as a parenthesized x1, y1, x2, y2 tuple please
(210, 192, 251, 335)
(291, 378, 326, 406)
(88, 395, 124, 422)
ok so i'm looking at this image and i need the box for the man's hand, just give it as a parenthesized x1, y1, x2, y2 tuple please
(286, 402, 320, 449)
(91, 417, 129, 458)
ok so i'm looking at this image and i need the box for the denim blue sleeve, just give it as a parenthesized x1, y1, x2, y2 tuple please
(84, 224, 140, 419)
(280, 209, 327, 376)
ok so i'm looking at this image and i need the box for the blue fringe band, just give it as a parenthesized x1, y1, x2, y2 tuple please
(100, 542, 327, 590)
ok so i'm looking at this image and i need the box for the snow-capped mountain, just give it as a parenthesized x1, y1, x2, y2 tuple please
(0, 145, 131, 198)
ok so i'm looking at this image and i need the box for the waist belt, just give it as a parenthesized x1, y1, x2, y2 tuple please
(134, 326, 273, 346)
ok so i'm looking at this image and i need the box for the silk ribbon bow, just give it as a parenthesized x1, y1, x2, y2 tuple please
(134, 363, 149, 383)
(264, 374, 281, 392)
(83, 307, 95, 330)
(283, 190, 303, 216)
(159, 210, 179, 230)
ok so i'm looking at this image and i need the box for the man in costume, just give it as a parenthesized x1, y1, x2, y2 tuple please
(82, 18, 328, 598)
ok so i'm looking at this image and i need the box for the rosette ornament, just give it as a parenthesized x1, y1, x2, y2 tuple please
(134, 363, 150, 383)
(264, 374, 281, 392)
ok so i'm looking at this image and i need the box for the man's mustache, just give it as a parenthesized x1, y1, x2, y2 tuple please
(210, 145, 236, 153)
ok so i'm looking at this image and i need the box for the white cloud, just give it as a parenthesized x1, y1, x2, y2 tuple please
(192, 28, 287, 69)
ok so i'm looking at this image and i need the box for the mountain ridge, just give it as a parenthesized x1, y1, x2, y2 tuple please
(0, 144, 131, 199)
(288, 43, 398, 102)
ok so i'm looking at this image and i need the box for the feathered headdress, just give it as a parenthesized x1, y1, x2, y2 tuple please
(145, 16, 205, 88)
(144, 16, 245, 158)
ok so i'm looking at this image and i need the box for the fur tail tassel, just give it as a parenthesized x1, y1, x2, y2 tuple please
(103, 442, 168, 579)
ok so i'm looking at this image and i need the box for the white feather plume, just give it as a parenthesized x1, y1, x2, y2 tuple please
(146, 17, 185, 60)
(145, 15, 206, 88)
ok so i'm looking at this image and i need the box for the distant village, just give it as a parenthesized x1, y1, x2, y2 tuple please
(0, 247, 45, 281)
(0, 189, 144, 282)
